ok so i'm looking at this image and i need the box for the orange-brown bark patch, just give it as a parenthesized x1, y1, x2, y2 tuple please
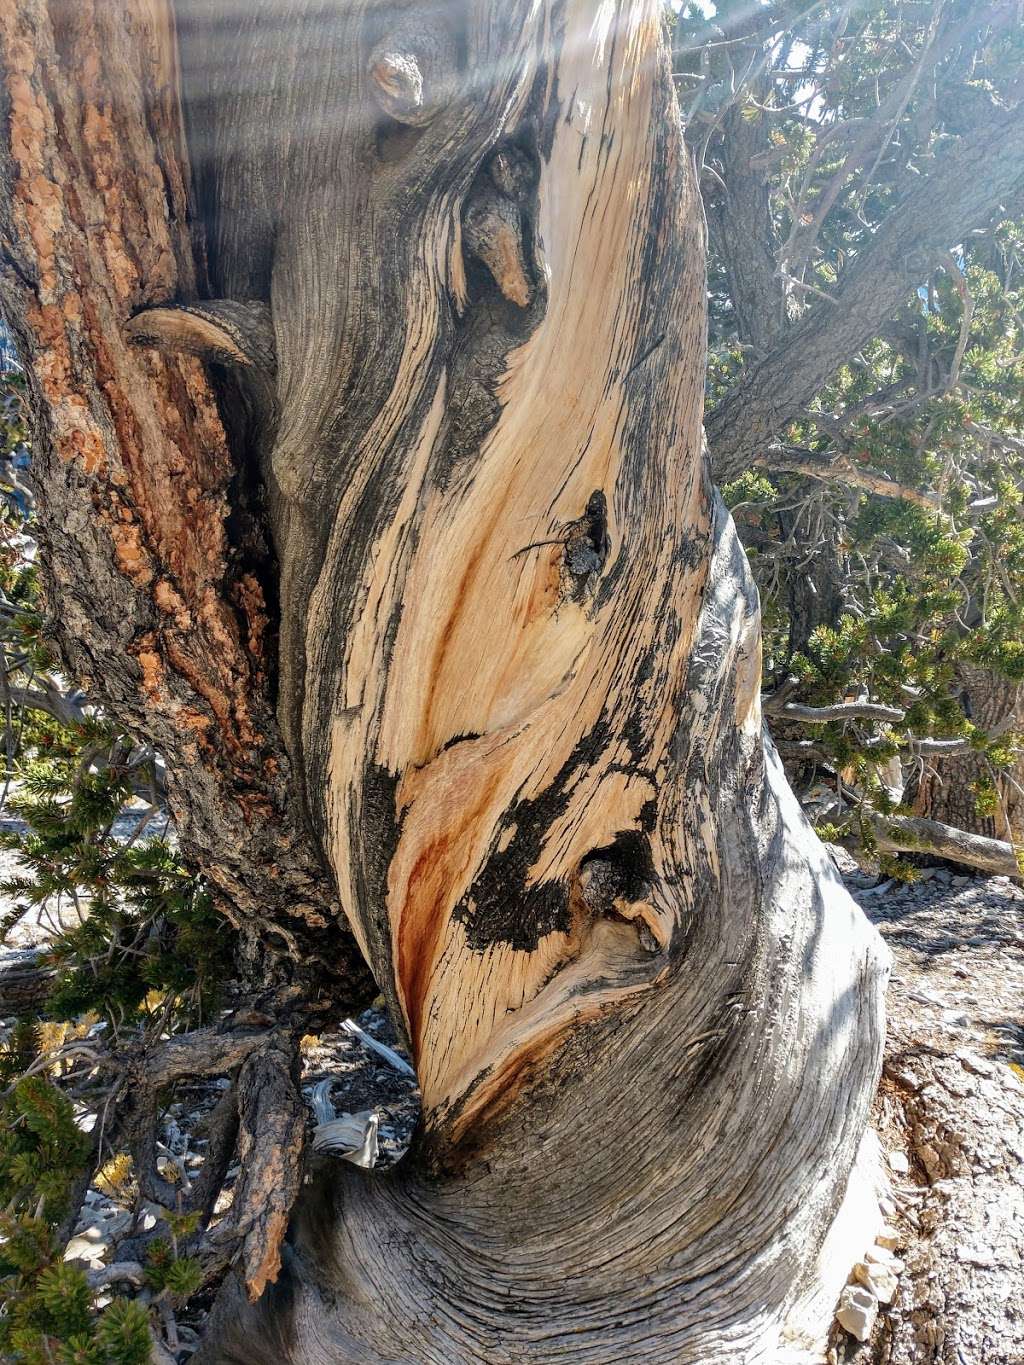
(153, 577, 190, 622)
(110, 520, 155, 587)
(244, 1208, 287, 1303)
(397, 772, 501, 1056)
(136, 646, 164, 702)
(233, 574, 270, 666)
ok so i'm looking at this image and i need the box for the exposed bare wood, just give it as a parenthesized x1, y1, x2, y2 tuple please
(124, 301, 275, 373)
(174, 2, 886, 1360)
(868, 812, 1021, 877)
(2, 0, 890, 1360)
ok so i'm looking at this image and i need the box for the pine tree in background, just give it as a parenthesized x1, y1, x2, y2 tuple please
(674, 0, 1024, 869)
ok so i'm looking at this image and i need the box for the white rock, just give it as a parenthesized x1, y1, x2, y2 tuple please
(888, 1150, 910, 1174)
(876, 1224, 901, 1250)
(956, 1050, 994, 1077)
(908, 989, 941, 1007)
(837, 1284, 878, 1342)
(64, 1235, 107, 1267)
(855, 1260, 899, 1304)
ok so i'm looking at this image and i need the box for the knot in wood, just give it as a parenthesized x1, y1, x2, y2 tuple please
(487, 145, 536, 201)
(577, 858, 629, 916)
(369, 48, 424, 121)
(462, 187, 532, 308)
(368, 21, 457, 127)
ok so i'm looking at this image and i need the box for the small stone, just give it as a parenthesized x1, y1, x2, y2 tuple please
(876, 1225, 901, 1250)
(956, 1049, 994, 1076)
(837, 1284, 879, 1342)
(888, 1151, 910, 1174)
(908, 989, 941, 1007)
(855, 1260, 899, 1304)
(64, 1235, 107, 1267)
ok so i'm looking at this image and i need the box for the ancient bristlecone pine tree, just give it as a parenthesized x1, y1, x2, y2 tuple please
(0, 1, 888, 1360)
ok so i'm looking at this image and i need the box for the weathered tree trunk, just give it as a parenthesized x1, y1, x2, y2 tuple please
(0, 0, 373, 1008)
(913, 665, 1024, 844)
(1, 2, 888, 1361)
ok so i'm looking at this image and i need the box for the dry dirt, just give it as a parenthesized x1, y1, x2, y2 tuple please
(832, 857, 1024, 1365)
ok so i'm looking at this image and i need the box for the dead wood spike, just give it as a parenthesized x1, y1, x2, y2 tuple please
(124, 301, 275, 375)
(462, 187, 532, 308)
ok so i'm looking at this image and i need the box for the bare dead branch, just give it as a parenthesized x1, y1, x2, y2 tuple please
(226, 1044, 306, 1303)
(757, 448, 943, 509)
(776, 700, 907, 724)
(868, 812, 1021, 876)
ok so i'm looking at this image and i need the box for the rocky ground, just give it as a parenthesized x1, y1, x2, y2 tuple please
(2, 840, 1022, 1362)
(829, 856, 1024, 1365)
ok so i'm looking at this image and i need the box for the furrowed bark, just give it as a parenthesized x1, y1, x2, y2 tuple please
(0, 946, 54, 1014)
(0, 0, 373, 1004)
(704, 102, 785, 357)
(4, 1, 889, 1360)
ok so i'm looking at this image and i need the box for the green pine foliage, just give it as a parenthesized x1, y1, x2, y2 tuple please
(722, 229, 1024, 827)
(675, 0, 1024, 848)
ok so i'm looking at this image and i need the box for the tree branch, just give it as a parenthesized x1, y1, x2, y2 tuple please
(224, 1044, 305, 1303)
(867, 812, 1021, 876)
(141, 1025, 276, 1089)
(765, 697, 907, 723)
(708, 97, 1024, 482)
(705, 103, 785, 355)
(756, 447, 943, 509)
